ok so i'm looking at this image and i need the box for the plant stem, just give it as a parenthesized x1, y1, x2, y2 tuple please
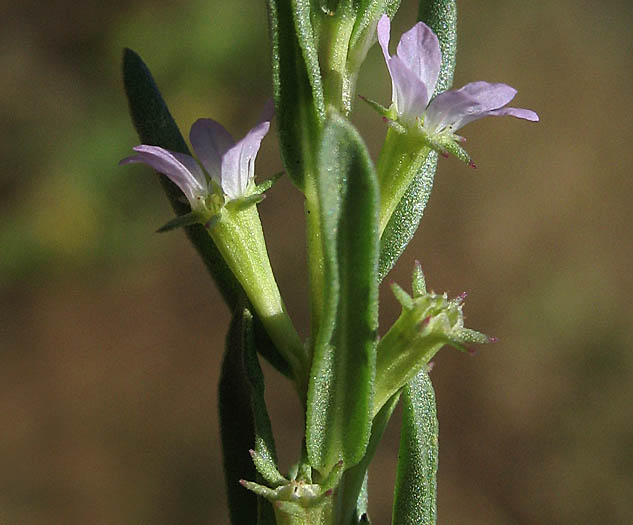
(305, 180, 324, 341)
(319, 7, 356, 114)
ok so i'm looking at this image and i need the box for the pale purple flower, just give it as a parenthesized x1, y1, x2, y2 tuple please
(377, 15, 538, 136)
(120, 101, 274, 212)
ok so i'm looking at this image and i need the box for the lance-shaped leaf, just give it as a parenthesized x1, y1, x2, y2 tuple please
(219, 306, 278, 525)
(306, 113, 379, 474)
(392, 368, 438, 525)
(378, 0, 457, 280)
(267, 0, 325, 190)
(122, 49, 290, 377)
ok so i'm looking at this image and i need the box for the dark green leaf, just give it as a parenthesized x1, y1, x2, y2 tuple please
(123, 48, 241, 306)
(219, 306, 277, 525)
(378, 0, 457, 280)
(267, 0, 324, 189)
(292, 0, 326, 119)
(392, 369, 438, 525)
(122, 48, 290, 377)
(306, 113, 379, 473)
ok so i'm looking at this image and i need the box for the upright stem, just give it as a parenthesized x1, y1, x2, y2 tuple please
(319, 8, 356, 114)
(305, 180, 324, 341)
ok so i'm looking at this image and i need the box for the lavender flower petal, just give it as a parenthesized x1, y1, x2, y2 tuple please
(120, 145, 206, 204)
(377, 15, 397, 105)
(388, 56, 431, 123)
(189, 119, 235, 185)
(395, 22, 441, 107)
(485, 107, 539, 121)
(425, 82, 519, 132)
(221, 108, 272, 200)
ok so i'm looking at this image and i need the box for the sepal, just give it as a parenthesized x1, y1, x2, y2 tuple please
(423, 130, 471, 165)
(411, 259, 426, 297)
(358, 94, 394, 120)
(255, 172, 284, 194)
(250, 448, 288, 488)
(155, 210, 205, 233)
(226, 193, 266, 213)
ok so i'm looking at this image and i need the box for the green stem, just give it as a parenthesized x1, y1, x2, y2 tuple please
(208, 204, 308, 393)
(319, 7, 356, 114)
(305, 180, 324, 341)
(377, 128, 431, 236)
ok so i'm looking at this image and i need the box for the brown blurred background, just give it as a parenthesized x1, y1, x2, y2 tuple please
(1, 0, 632, 523)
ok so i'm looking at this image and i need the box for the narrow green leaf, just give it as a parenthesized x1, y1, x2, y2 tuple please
(123, 48, 240, 306)
(306, 114, 379, 474)
(122, 48, 290, 378)
(218, 307, 258, 524)
(392, 369, 438, 525)
(292, 0, 326, 120)
(219, 306, 278, 524)
(335, 392, 400, 524)
(378, 1, 457, 280)
(267, 0, 324, 189)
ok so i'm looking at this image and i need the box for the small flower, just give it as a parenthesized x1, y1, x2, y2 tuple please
(376, 15, 538, 159)
(120, 101, 274, 214)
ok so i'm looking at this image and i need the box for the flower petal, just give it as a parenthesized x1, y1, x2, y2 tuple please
(220, 105, 273, 200)
(388, 56, 430, 123)
(395, 21, 441, 107)
(189, 118, 235, 185)
(120, 145, 206, 205)
(485, 107, 539, 122)
(377, 15, 392, 64)
(377, 15, 399, 108)
(425, 81, 519, 132)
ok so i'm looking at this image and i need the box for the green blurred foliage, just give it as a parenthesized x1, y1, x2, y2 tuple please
(1, 1, 632, 524)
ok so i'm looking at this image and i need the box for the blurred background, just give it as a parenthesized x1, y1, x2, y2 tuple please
(1, 0, 632, 523)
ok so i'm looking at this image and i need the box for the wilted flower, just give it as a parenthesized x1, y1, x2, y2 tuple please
(120, 101, 273, 214)
(376, 15, 538, 160)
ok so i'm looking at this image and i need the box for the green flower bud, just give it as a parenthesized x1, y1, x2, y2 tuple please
(374, 262, 493, 415)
